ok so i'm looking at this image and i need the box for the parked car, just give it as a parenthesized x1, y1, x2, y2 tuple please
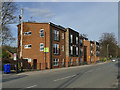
(112, 59, 116, 62)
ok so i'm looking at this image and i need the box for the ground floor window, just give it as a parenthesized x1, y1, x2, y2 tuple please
(62, 59, 64, 65)
(80, 58, 82, 64)
(76, 58, 78, 64)
(70, 58, 72, 65)
(53, 58, 59, 66)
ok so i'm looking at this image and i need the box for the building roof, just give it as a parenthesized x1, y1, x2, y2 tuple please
(17, 22, 66, 31)
(66, 28, 79, 34)
(79, 35, 88, 40)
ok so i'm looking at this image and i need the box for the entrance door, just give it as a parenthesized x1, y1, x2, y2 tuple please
(33, 59, 37, 69)
(84, 46, 87, 62)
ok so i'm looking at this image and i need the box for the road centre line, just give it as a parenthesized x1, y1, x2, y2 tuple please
(26, 85, 37, 88)
(53, 74, 76, 82)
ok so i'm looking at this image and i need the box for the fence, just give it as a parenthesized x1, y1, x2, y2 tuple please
(2, 58, 103, 72)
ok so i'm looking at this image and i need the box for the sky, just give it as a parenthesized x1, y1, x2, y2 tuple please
(9, 2, 118, 47)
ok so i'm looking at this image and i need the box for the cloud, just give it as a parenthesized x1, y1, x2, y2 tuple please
(24, 7, 55, 19)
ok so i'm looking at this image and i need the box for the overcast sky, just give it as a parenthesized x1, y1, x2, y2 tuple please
(10, 2, 118, 47)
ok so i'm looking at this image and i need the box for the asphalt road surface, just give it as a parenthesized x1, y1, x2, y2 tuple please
(2, 60, 118, 88)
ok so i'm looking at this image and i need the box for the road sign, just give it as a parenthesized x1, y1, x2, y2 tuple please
(44, 47, 49, 53)
(89, 56, 90, 59)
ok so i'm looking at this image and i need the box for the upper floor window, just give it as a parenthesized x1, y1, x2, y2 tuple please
(76, 37, 78, 44)
(53, 44, 59, 54)
(24, 44, 31, 49)
(40, 29, 44, 37)
(40, 43, 44, 51)
(80, 48, 83, 56)
(62, 32, 64, 39)
(70, 34, 73, 43)
(24, 31, 32, 36)
(80, 39, 83, 46)
(53, 29, 59, 41)
(53, 58, 59, 66)
(70, 46, 73, 55)
(61, 45, 64, 52)
(76, 47, 78, 55)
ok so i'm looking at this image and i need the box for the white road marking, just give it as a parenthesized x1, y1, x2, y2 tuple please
(17, 73, 29, 75)
(54, 74, 76, 82)
(26, 85, 37, 88)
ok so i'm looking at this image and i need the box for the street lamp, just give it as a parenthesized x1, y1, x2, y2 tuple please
(107, 44, 109, 60)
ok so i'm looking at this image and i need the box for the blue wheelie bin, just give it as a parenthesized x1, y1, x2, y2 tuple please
(4, 64, 11, 74)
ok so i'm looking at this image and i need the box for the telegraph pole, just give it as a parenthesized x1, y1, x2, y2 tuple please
(107, 44, 109, 60)
(20, 8, 23, 72)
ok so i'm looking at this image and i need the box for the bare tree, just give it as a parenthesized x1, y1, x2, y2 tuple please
(99, 33, 118, 58)
(1, 1, 17, 45)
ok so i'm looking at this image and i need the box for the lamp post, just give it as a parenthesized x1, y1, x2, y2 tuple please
(107, 44, 109, 60)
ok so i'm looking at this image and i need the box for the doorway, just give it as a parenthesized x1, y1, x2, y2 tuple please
(33, 59, 37, 69)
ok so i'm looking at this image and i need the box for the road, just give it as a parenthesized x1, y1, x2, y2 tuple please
(2, 60, 118, 88)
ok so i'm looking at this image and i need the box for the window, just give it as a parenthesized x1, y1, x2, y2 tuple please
(62, 59, 64, 65)
(80, 58, 82, 64)
(53, 29, 59, 41)
(70, 34, 73, 43)
(70, 58, 72, 65)
(76, 47, 78, 55)
(80, 48, 83, 56)
(91, 50, 93, 56)
(24, 44, 31, 49)
(80, 39, 82, 43)
(76, 37, 78, 44)
(53, 44, 59, 54)
(40, 43, 44, 51)
(24, 58, 31, 62)
(40, 29, 44, 37)
(61, 45, 64, 51)
(80, 39, 83, 46)
(24, 31, 32, 36)
(62, 32, 64, 39)
(76, 58, 78, 64)
(53, 58, 59, 66)
(70, 46, 73, 55)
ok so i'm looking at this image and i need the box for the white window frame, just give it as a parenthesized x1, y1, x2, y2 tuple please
(53, 58, 59, 66)
(53, 44, 59, 54)
(40, 43, 44, 51)
(70, 34, 73, 43)
(62, 32, 64, 39)
(24, 44, 32, 49)
(40, 29, 44, 37)
(76, 47, 78, 55)
(24, 31, 32, 36)
(53, 29, 59, 41)
(76, 37, 78, 44)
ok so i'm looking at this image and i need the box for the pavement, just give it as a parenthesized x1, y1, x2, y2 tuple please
(2, 60, 119, 88)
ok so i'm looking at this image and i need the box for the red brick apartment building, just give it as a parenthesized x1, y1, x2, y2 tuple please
(79, 35, 88, 64)
(83, 40, 100, 64)
(17, 22, 66, 70)
(65, 28, 79, 67)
